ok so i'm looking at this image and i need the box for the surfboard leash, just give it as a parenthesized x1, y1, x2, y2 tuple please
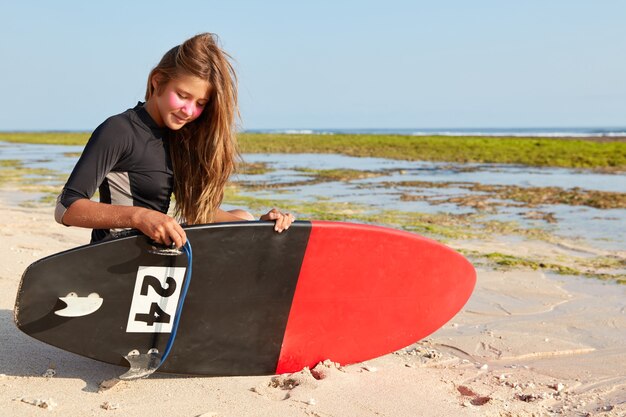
(159, 239, 193, 366)
(119, 239, 193, 380)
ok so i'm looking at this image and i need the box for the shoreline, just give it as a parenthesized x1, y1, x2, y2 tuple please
(1, 202, 625, 416)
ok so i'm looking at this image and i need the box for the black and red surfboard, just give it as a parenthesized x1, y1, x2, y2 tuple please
(14, 221, 475, 376)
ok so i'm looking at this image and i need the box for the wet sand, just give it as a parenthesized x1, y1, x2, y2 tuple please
(1, 202, 625, 416)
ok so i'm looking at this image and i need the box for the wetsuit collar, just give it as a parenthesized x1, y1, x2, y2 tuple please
(135, 102, 166, 135)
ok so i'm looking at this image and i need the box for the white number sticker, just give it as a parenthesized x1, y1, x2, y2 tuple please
(126, 266, 186, 333)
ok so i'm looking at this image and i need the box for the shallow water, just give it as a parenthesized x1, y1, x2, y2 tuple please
(0, 141, 84, 173)
(239, 154, 626, 251)
(241, 153, 626, 192)
(2, 142, 625, 251)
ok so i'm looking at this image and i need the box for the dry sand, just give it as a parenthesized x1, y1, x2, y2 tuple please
(1, 202, 625, 417)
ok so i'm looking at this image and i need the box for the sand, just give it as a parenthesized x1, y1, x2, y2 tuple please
(1, 202, 625, 417)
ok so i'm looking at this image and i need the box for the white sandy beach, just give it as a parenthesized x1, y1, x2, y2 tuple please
(1, 202, 625, 417)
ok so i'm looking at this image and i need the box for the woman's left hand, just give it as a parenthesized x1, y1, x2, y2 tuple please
(260, 208, 295, 233)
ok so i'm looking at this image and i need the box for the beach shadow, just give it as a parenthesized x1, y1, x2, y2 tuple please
(0, 308, 125, 392)
(1, 308, 192, 391)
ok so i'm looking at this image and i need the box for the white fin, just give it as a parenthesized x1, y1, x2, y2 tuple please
(119, 349, 162, 380)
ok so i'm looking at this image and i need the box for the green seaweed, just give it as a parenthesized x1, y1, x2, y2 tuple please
(481, 252, 579, 275)
(63, 152, 82, 158)
(237, 133, 626, 171)
(380, 181, 626, 210)
(0, 132, 90, 145)
(294, 168, 387, 182)
(0, 159, 22, 168)
(0, 165, 59, 186)
(2, 131, 625, 170)
(463, 250, 626, 282)
(469, 184, 626, 209)
(237, 161, 275, 175)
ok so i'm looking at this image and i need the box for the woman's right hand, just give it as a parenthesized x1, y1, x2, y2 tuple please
(132, 208, 187, 248)
(61, 199, 186, 248)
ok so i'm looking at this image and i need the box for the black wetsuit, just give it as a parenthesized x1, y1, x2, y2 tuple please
(55, 103, 173, 242)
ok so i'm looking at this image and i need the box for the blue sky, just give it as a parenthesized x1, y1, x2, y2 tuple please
(1, 0, 625, 130)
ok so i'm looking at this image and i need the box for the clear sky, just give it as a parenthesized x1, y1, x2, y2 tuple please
(1, 0, 625, 131)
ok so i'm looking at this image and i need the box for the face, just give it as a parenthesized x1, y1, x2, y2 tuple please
(149, 72, 211, 130)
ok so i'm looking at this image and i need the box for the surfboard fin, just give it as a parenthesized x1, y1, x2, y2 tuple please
(119, 349, 162, 380)
(54, 293, 103, 317)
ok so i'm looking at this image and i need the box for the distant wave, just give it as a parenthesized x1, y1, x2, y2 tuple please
(410, 130, 626, 138)
(251, 129, 335, 135)
(244, 128, 626, 137)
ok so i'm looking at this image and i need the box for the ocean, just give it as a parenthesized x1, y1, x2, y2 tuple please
(244, 127, 626, 138)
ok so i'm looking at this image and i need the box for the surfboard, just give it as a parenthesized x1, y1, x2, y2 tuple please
(14, 220, 475, 376)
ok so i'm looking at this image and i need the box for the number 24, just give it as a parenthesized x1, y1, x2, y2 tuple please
(134, 275, 177, 326)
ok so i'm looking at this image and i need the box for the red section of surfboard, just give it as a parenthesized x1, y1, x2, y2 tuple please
(275, 221, 475, 374)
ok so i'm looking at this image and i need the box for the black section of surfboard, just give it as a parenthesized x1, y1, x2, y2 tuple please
(14, 221, 312, 376)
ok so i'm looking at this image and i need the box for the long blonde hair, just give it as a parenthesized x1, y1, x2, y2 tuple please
(145, 33, 240, 224)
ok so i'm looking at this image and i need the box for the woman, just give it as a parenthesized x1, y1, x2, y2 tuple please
(55, 33, 293, 247)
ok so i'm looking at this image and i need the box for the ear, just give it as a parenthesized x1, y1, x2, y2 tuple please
(151, 73, 160, 91)
(151, 72, 165, 93)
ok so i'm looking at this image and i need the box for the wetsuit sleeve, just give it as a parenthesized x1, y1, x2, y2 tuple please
(55, 117, 132, 225)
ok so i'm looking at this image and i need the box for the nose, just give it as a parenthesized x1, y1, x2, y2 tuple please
(181, 102, 195, 117)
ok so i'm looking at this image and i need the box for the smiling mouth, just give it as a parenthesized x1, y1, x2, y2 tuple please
(173, 114, 188, 123)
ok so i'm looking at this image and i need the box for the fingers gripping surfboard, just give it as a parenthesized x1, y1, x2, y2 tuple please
(14, 221, 476, 376)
